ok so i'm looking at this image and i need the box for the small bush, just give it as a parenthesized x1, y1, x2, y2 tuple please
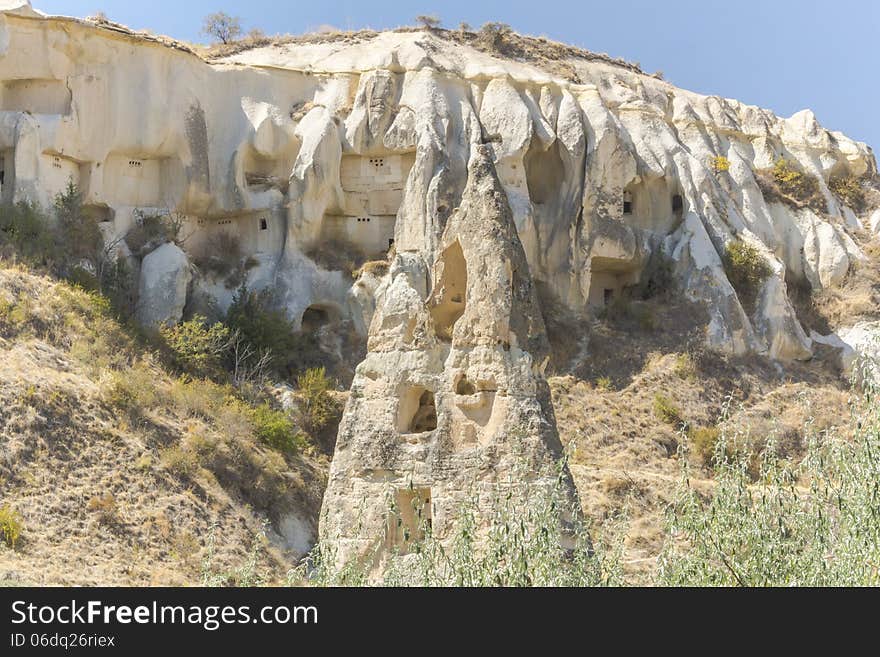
(250, 404, 303, 454)
(711, 156, 731, 174)
(160, 445, 200, 478)
(688, 425, 720, 466)
(828, 175, 866, 213)
(673, 353, 697, 380)
(0, 505, 23, 549)
(297, 366, 335, 434)
(101, 366, 160, 418)
(595, 376, 612, 391)
(305, 238, 366, 279)
(653, 394, 684, 427)
(125, 210, 183, 256)
(0, 201, 58, 263)
(55, 181, 102, 265)
(356, 260, 390, 278)
(415, 14, 440, 29)
(756, 158, 826, 213)
(161, 315, 231, 378)
(722, 241, 771, 314)
(226, 285, 322, 378)
(193, 232, 241, 279)
(477, 22, 513, 51)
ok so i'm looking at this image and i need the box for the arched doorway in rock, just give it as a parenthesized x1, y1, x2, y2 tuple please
(300, 303, 341, 333)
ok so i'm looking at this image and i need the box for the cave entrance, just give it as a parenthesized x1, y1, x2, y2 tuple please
(672, 194, 684, 218)
(300, 304, 339, 333)
(428, 241, 467, 341)
(387, 487, 432, 553)
(0, 150, 13, 204)
(398, 386, 437, 433)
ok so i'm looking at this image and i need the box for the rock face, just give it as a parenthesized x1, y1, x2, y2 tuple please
(136, 242, 191, 329)
(319, 146, 577, 567)
(2, 3, 879, 563)
(0, 3, 875, 359)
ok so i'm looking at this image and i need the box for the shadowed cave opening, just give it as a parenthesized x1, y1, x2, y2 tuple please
(398, 386, 438, 433)
(429, 241, 467, 341)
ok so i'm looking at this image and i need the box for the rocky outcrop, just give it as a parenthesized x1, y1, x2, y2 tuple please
(2, 1, 879, 568)
(136, 242, 191, 329)
(1, 3, 875, 361)
(319, 146, 578, 569)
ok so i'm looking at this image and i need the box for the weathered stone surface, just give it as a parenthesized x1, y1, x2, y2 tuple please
(1, 5, 875, 357)
(136, 242, 191, 329)
(318, 147, 578, 569)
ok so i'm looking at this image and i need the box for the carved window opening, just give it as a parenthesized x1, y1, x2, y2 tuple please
(428, 241, 467, 341)
(622, 191, 633, 216)
(455, 375, 476, 396)
(398, 386, 437, 434)
(604, 288, 614, 306)
(259, 218, 268, 230)
(387, 487, 432, 553)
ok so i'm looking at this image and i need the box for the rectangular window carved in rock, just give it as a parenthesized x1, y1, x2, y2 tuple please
(387, 487, 432, 554)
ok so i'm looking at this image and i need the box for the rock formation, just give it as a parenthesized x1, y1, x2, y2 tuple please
(1, 1, 879, 564)
(319, 146, 578, 567)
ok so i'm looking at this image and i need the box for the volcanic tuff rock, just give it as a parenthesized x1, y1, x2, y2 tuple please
(319, 146, 578, 566)
(1, 1, 879, 565)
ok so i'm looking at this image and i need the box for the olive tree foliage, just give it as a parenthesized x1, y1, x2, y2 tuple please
(659, 357, 880, 587)
(202, 12, 242, 44)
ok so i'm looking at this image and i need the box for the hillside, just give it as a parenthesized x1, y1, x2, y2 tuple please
(0, 262, 329, 585)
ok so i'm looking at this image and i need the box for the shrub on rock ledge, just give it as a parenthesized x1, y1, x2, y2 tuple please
(755, 158, 826, 213)
(723, 240, 771, 314)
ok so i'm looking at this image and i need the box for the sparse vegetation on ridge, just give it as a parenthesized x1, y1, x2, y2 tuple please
(755, 158, 827, 214)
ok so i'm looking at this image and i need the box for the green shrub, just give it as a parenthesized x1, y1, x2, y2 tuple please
(688, 425, 720, 466)
(722, 240, 771, 314)
(54, 180, 102, 265)
(226, 285, 322, 378)
(828, 175, 866, 213)
(756, 158, 826, 213)
(0, 201, 57, 263)
(653, 394, 684, 427)
(250, 403, 304, 454)
(161, 315, 231, 378)
(595, 376, 613, 391)
(659, 376, 880, 585)
(0, 505, 23, 549)
(296, 366, 335, 434)
(673, 353, 697, 380)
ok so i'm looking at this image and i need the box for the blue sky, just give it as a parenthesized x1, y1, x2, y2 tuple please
(35, 0, 879, 151)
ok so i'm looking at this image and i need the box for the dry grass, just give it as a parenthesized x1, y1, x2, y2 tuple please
(0, 264, 327, 585)
(549, 300, 850, 584)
